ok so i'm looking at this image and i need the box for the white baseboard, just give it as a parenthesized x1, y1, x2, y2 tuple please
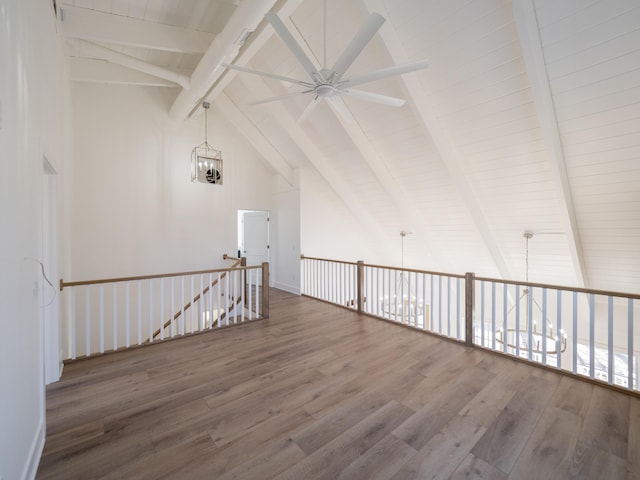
(22, 419, 44, 480)
(274, 282, 300, 295)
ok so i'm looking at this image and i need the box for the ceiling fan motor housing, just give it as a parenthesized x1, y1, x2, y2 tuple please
(315, 84, 335, 97)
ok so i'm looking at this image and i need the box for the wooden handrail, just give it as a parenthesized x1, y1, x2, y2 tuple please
(475, 275, 640, 301)
(300, 255, 640, 300)
(150, 257, 244, 341)
(60, 258, 260, 290)
(300, 255, 358, 266)
(300, 254, 465, 278)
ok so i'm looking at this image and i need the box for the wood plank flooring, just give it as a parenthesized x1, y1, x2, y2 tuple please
(37, 289, 640, 479)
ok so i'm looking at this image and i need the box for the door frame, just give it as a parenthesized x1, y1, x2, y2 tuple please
(42, 156, 61, 384)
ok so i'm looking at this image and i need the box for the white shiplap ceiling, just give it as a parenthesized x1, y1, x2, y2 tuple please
(59, 0, 640, 294)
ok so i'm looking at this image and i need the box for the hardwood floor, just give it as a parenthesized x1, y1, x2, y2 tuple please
(37, 289, 640, 479)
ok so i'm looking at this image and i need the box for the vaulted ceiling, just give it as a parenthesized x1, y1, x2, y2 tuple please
(59, 0, 640, 294)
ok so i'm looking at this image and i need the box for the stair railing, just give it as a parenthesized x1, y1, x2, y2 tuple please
(149, 255, 243, 341)
(59, 256, 269, 360)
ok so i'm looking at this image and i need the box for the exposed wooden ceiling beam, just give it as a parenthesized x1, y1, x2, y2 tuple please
(69, 39, 190, 88)
(68, 57, 177, 87)
(214, 93, 295, 186)
(362, 0, 512, 280)
(512, 0, 587, 288)
(59, 5, 214, 54)
(201, 0, 306, 112)
(169, 0, 280, 121)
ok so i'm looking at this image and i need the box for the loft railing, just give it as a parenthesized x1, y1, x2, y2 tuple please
(59, 255, 269, 360)
(300, 255, 640, 394)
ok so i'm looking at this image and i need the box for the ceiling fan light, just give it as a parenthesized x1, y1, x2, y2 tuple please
(315, 84, 335, 97)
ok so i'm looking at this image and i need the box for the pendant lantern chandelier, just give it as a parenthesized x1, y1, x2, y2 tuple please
(191, 102, 223, 185)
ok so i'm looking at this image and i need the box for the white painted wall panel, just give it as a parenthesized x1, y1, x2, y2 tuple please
(0, 0, 70, 477)
(70, 83, 276, 279)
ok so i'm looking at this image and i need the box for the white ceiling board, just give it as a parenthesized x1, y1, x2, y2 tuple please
(214, 93, 294, 186)
(536, 0, 640, 293)
(69, 39, 190, 87)
(110, 0, 130, 16)
(536, 0, 639, 46)
(552, 67, 640, 114)
(61, 0, 640, 294)
(230, 72, 408, 260)
(540, 5, 640, 64)
(545, 29, 640, 81)
(364, 0, 513, 278)
(60, 4, 215, 53)
(128, 0, 147, 19)
(69, 56, 177, 86)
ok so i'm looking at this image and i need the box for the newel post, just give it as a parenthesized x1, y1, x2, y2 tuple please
(241, 257, 247, 308)
(261, 262, 270, 319)
(357, 261, 364, 313)
(465, 272, 475, 346)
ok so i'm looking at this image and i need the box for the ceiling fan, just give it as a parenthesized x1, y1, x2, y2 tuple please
(223, 2, 428, 122)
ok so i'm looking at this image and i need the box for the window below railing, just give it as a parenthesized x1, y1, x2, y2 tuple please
(301, 255, 639, 394)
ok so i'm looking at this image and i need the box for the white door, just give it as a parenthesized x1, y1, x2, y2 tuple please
(242, 211, 269, 285)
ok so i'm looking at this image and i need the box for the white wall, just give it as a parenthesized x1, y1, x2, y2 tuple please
(272, 172, 301, 294)
(0, 0, 70, 478)
(299, 166, 392, 265)
(69, 83, 276, 280)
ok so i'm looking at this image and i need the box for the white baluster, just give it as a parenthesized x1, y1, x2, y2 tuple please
(149, 279, 154, 343)
(209, 272, 214, 328)
(216, 272, 221, 326)
(608, 296, 614, 385)
(628, 299, 634, 389)
(160, 278, 165, 340)
(241, 269, 245, 323)
(113, 284, 118, 351)
(170, 277, 175, 338)
(256, 267, 264, 317)
(99, 285, 104, 354)
(225, 272, 230, 325)
(589, 293, 595, 379)
(572, 291, 578, 374)
(556, 290, 562, 370)
(85, 285, 91, 357)
(70, 288, 76, 360)
(181, 276, 185, 335)
(190, 275, 195, 333)
(137, 281, 142, 346)
(125, 282, 130, 348)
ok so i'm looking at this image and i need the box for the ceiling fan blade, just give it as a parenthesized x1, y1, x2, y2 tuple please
(223, 63, 313, 87)
(326, 96, 355, 124)
(299, 96, 321, 122)
(330, 12, 385, 82)
(340, 59, 428, 88)
(248, 90, 313, 106)
(337, 89, 405, 107)
(265, 12, 323, 82)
